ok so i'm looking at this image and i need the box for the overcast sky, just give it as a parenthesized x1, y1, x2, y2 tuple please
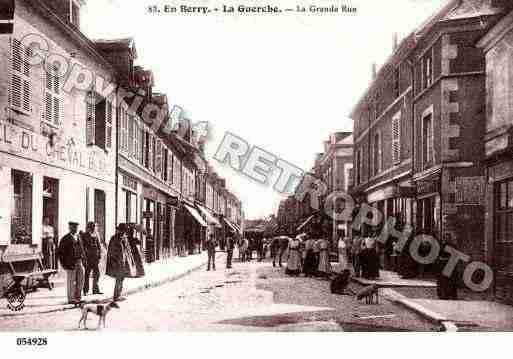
(81, 0, 447, 220)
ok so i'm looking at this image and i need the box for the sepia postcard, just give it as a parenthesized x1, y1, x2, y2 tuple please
(1, 0, 513, 351)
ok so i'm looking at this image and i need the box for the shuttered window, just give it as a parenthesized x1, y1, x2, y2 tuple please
(155, 139, 162, 176)
(86, 92, 95, 145)
(128, 113, 135, 156)
(163, 148, 169, 182)
(134, 120, 139, 161)
(121, 108, 128, 152)
(44, 66, 61, 126)
(11, 38, 31, 114)
(392, 111, 401, 164)
(105, 100, 113, 150)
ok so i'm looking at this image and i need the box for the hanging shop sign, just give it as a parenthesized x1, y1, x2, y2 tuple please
(0, 120, 112, 180)
(142, 211, 153, 219)
(122, 174, 138, 191)
(455, 176, 485, 205)
(168, 196, 179, 207)
(416, 178, 440, 196)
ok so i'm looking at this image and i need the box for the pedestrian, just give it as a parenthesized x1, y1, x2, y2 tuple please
(247, 238, 253, 261)
(106, 223, 136, 301)
(313, 237, 321, 276)
(351, 234, 363, 277)
(302, 234, 316, 277)
(317, 237, 331, 279)
(274, 236, 288, 267)
(127, 223, 145, 278)
(361, 234, 380, 279)
(206, 234, 217, 271)
(337, 235, 348, 271)
(257, 237, 264, 261)
(285, 235, 302, 276)
(226, 234, 234, 269)
(81, 222, 104, 295)
(57, 221, 85, 305)
(42, 217, 56, 269)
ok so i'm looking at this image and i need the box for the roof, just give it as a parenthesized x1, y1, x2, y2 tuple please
(336, 134, 353, 146)
(93, 37, 137, 58)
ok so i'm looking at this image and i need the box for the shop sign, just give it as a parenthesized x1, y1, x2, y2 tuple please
(123, 175, 138, 191)
(455, 177, 485, 204)
(168, 196, 179, 207)
(416, 179, 439, 196)
(0, 120, 112, 180)
(143, 211, 153, 219)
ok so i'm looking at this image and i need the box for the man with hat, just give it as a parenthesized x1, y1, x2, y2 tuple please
(58, 221, 85, 304)
(81, 222, 105, 295)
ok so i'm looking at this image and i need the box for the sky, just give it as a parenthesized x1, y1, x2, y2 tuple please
(81, 0, 447, 220)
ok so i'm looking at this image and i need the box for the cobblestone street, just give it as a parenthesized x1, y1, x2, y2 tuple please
(0, 256, 436, 332)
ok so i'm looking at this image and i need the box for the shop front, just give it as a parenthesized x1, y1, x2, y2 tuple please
(486, 160, 513, 303)
(0, 120, 116, 293)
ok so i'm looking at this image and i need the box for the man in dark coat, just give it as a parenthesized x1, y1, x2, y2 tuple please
(206, 233, 217, 271)
(81, 222, 104, 295)
(58, 222, 85, 304)
(226, 234, 234, 269)
(106, 223, 130, 301)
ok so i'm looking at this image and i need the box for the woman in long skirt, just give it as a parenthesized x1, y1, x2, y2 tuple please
(285, 236, 302, 276)
(317, 238, 331, 278)
(303, 236, 316, 277)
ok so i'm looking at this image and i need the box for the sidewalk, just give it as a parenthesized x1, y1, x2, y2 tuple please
(351, 270, 437, 288)
(353, 271, 513, 331)
(0, 251, 224, 318)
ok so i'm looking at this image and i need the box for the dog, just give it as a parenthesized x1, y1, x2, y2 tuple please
(356, 284, 379, 304)
(78, 302, 119, 329)
(330, 269, 354, 295)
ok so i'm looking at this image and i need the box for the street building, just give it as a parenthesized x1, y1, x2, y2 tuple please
(0, 0, 117, 290)
(478, 7, 513, 303)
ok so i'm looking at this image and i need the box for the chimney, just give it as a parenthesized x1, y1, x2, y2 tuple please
(393, 32, 398, 51)
(372, 63, 377, 79)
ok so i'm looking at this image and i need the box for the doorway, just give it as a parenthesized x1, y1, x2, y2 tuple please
(94, 189, 106, 243)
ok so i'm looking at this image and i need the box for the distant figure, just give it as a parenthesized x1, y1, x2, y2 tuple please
(226, 234, 234, 269)
(206, 234, 217, 271)
(302, 235, 316, 277)
(58, 222, 85, 305)
(285, 236, 302, 276)
(81, 222, 104, 295)
(42, 217, 55, 269)
(338, 235, 349, 271)
(317, 237, 331, 279)
(277, 236, 289, 267)
(352, 235, 363, 277)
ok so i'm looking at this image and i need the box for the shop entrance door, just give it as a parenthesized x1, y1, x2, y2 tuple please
(94, 189, 106, 243)
(42, 177, 59, 268)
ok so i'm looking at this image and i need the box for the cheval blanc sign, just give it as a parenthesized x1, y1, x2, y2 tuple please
(0, 120, 113, 180)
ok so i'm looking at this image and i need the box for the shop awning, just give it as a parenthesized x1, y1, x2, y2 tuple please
(184, 205, 207, 228)
(223, 218, 238, 233)
(297, 214, 315, 231)
(196, 204, 222, 227)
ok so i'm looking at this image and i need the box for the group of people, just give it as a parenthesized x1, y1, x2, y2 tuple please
(275, 230, 381, 280)
(237, 237, 266, 262)
(274, 234, 332, 279)
(57, 221, 145, 305)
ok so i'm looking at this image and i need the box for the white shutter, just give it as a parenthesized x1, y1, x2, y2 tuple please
(11, 39, 31, 114)
(106, 101, 112, 149)
(86, 92, 95, 145)
(53, 96, 60, 125)
(392, 112, 401, 164)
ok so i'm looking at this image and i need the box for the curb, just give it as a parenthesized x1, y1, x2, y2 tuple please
(1, 253, 222, 318)
(379, 287, 458, 332)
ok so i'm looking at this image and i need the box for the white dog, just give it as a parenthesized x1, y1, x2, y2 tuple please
(78, 302, 119, 329)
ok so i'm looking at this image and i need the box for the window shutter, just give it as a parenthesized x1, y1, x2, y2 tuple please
(11, 39, 31, 113)
(53, 97, 60, 125)
(105, 101, 112, 149)
(148, 134, 153, 171)
(392, 114, 401, 164)
(128, 114, 135, 156)
(11, 74, 22, 109)
(86, 92, 95, 145)
(134, 121, 139, 160)
(155, 139, 162, 175)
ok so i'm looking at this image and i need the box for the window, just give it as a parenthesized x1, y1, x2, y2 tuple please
(11, 38, 31, 114)
(144, 131, 150, 170)
(128, 114, 135, 157)
(133, 120, 139, 161)
(170, 154, 174, 184)
(120, 108, 128, 152)
(151, 135, 156, 172)
(44, 65, 60, 126)
(393, 68, 400, 98)
(422, 51, 433, 89)
(140, 127, 146, 166)
(85, 93, 112, 150)
(392, 111, 401, 164)
(496, 179, 513, 243)
(163, 148, 168, 182)
(422, 113, 434, 168)
(155, 139, 162, 176)
(355, 149, 361, 185)
(373, 132, 382, 175)
(11, 170, 32, 244)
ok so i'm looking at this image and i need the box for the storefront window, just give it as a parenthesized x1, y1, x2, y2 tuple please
(496, 179, 513, 243)
(11, 169, 33, 244)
